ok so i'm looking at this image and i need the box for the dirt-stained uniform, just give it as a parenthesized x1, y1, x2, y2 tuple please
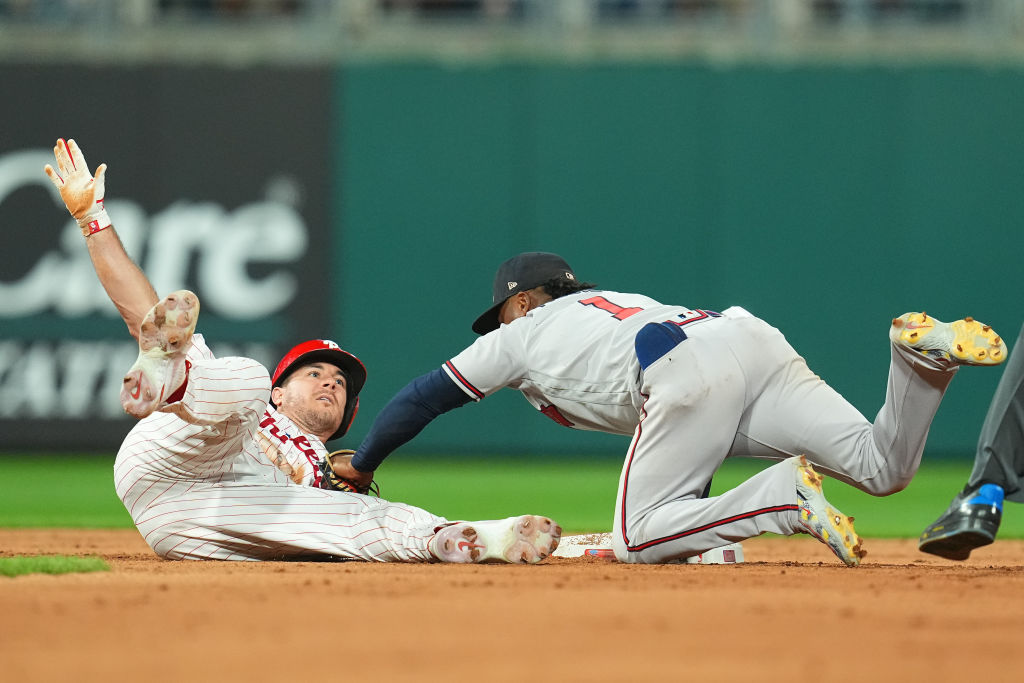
(351, 252, 999, 564)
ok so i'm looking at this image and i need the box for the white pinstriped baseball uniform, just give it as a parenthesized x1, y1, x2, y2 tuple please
(114, 334, 447, 562)
(441, 290, 959, 563)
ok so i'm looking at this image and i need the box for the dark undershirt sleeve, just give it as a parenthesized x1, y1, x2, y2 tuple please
(351, 367, 473, 472)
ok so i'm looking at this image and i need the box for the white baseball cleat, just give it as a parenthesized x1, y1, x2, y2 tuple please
(429, 515, 562, 564)
(120, 290, 199, 419)
(793, 456, 866, 567)
(890, 312, 1006, 366)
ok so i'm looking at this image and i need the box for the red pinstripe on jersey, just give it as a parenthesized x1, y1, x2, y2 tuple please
(115, 336, 448, 562)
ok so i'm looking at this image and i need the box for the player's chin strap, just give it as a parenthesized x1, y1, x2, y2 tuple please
(319, 450, 380, 496)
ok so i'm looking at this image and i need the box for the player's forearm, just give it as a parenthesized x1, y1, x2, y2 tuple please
(351, 401, 434, 471)
(351, 368, 472, 472)
(44, 138, 160, 337)
(86, 227, 159, 338)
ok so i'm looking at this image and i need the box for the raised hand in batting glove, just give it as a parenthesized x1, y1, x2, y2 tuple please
(44, 138, 111, 236)
(320, 449, 378, 496)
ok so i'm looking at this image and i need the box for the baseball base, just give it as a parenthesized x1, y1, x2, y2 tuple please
(551, 533, 744, 564)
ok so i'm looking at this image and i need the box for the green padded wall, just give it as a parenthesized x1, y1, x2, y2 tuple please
(334, 60, 1023, 459)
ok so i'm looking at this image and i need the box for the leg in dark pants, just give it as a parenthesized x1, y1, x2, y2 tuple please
(919, 323, 1024, 559)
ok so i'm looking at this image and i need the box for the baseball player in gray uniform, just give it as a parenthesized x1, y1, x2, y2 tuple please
(333, 252, 1007, 566)
(919, 321, 1024, 560)
(44, 138, 561, 563)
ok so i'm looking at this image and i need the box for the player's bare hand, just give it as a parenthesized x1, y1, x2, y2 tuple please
(44, 138, 111, 233)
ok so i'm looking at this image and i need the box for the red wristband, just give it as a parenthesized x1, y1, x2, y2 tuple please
(84, 219, 109, 235)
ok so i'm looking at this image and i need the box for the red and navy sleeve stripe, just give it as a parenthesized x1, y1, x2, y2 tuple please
(444, 361, 484, 400)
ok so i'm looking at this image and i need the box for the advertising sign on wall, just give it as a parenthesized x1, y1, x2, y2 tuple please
(0, 64, 335, 449)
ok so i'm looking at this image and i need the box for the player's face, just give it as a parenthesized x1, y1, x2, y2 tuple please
(273, 362, 348, 440)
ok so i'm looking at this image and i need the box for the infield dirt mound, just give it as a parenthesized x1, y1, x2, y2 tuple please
(1, 529, 1022, 683)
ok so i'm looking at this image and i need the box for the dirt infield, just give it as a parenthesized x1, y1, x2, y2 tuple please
(2, 529, 1022, 683)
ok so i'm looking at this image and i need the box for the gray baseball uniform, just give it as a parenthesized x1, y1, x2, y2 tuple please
(354, 289, 960, 563)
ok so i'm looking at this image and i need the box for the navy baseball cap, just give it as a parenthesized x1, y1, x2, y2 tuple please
(472, 252, 577, 334)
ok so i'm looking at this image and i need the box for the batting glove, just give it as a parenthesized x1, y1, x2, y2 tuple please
(44, 138, 111, 236)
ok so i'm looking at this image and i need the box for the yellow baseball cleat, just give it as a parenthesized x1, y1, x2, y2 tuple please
(890, 312, 1006, 366)
(793, 456, 866, 567)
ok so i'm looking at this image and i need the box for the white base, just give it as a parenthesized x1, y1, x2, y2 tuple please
(552, 533, 744, 564)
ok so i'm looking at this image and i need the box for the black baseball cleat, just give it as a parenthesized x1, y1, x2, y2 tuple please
(918, 484, 1004, 560)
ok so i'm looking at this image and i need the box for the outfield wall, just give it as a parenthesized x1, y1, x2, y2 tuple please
(1, 59, 1021, 455)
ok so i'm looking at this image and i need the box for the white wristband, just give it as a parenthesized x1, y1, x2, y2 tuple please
(78, 207, 112, 236)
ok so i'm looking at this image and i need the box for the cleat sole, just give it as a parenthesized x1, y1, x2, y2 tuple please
(120, 290, 199, 419)
(430, 515, 562, 564)
(890, 312, 1006, 366)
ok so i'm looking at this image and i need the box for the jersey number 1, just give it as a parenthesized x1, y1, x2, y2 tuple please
(579, 296, 643, 320)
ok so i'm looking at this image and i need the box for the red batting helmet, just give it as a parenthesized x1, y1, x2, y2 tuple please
(270, 339, 367, 441)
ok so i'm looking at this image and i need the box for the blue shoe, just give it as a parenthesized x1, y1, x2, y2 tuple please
(918, 484, 1004, 560)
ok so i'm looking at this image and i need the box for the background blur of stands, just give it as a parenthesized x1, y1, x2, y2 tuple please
(4, 1, 1024, 63)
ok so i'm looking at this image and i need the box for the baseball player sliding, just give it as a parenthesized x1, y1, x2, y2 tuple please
(44, 138, 561, 563)
(333, 252, 1008, 566)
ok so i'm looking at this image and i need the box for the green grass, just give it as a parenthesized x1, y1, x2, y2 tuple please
(0, 455, 132, 527)
(374, 456, 1024, 538)
(1, 453, 1020, 538)
(0, 555, 110, 577)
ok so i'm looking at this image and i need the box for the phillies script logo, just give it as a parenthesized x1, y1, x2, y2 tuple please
(259, 413, 323, 487)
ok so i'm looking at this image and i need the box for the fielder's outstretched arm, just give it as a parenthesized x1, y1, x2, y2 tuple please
(45, 138, 158, 339)
(345, 368, 472, 477)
